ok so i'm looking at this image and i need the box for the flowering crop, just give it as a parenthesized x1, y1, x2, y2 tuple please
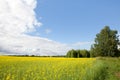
(0, 56, 105, 80)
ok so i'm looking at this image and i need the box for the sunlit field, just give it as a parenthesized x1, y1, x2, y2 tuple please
(0, 56, 107, 80)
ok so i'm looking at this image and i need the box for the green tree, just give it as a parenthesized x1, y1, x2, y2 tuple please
(66, 50, 71, 57)
(66, 49, 77, 58)
(66, 49, 90, 58)
(80, 50, 90, 57)
(76, 50, 82, 58)
(91, 26, 120, 57)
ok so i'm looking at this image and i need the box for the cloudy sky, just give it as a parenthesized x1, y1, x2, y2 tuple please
(0, 0, 120, 55)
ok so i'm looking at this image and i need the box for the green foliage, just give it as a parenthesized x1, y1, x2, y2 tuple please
(80, 50, 90, 57)
(66, 49, 77, 58)
(91, 26, 120, 57)
(66, 49, 90, 58)
(85, 60, 107, 80)
(98, 57, 120, 80)
(76, 50, 82, 57)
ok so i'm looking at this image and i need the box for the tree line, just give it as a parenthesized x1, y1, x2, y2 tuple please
(66, 49, 90, 58)
(66, 26, 120, 58)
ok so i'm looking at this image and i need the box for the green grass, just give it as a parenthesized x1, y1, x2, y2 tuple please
(97, 57, 120, 80)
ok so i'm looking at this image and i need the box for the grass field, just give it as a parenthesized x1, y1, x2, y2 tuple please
(0, 56, 120, 80)
(97, 57, 120, 80)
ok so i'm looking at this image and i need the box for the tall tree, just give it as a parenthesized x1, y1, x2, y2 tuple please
(91, 26, 120, 57)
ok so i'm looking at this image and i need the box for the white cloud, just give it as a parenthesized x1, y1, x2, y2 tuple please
(45, 29, 52, 34)
(0, 0, 41, 35)
(0, 34, 69, 55)
(0, 0, 70, 55)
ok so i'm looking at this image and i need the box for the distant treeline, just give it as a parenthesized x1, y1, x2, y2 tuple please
(8, 55, 66, 57)
(66, 49, 90, 58)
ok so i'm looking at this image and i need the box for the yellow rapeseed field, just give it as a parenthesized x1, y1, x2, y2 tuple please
(0, 56, 105, 80)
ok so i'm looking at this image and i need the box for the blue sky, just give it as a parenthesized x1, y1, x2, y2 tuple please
(33, 0, 120, 49)
(0, 0, 120, 55)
